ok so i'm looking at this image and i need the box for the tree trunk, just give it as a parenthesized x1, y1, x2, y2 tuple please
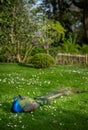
(22, 45, 33, 63)
(83, 0, 88, 42)
(51, 0, 57, 14)
(17, 41, 22, 62)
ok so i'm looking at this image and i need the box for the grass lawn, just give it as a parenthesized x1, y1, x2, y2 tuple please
(0, 63, 88, 130)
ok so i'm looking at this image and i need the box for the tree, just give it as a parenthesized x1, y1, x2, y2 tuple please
(84, 0, 88, 42)
(42, 0, 88, 44)
(38, 18, 65, 54)
(0, 0, 41, 63)
(72, 0, 88, 42)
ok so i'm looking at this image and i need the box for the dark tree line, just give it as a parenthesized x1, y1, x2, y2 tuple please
(42, 0, 88, 44)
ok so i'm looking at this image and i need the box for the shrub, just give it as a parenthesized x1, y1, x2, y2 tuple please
(49, 46, 60, 58)
(0, 55, 7, 62)
(31, 47, 46, 56)
(81, 44, 88, 54)
(61, 34, 80, 54)
(30, 53, 55, 68)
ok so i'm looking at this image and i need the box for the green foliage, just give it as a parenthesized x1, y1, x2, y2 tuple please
(0, 0, 11, 4)
(49, 46, 60, 58)
(0, 46, 8, 62)
(41, 19, 65, 43)
(0, 0, 66, 63)
(31, 47, 46, 56)
(43, 0, 86, 44)
(38, 19, 65, 54)
(81, 44, 88, 54)
(0, 55, 7, 62)
(48, 20, 65, 40)
(61, 34, 80, 53)
(30, 53, 55, 68)
(0, 0, 41, 63)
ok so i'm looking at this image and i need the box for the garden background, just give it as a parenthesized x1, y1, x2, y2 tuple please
(0, 0, 88, 130)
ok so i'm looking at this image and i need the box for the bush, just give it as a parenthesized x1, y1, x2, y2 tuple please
(0, 55, 7, 62)
(49, 46, 60, 58)
(81, 44, 88, 54)
(31, 47, 46, 56)
(30, 53, 55, 68)
(61, 34, 80, 54)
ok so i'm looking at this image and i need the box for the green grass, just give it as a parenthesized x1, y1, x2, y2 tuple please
(0, 63, 88, 130)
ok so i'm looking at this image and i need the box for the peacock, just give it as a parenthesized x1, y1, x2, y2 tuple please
(11, 88, 85, 113)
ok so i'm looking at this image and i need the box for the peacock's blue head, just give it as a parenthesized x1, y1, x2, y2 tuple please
(11, 96, 23, 113)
